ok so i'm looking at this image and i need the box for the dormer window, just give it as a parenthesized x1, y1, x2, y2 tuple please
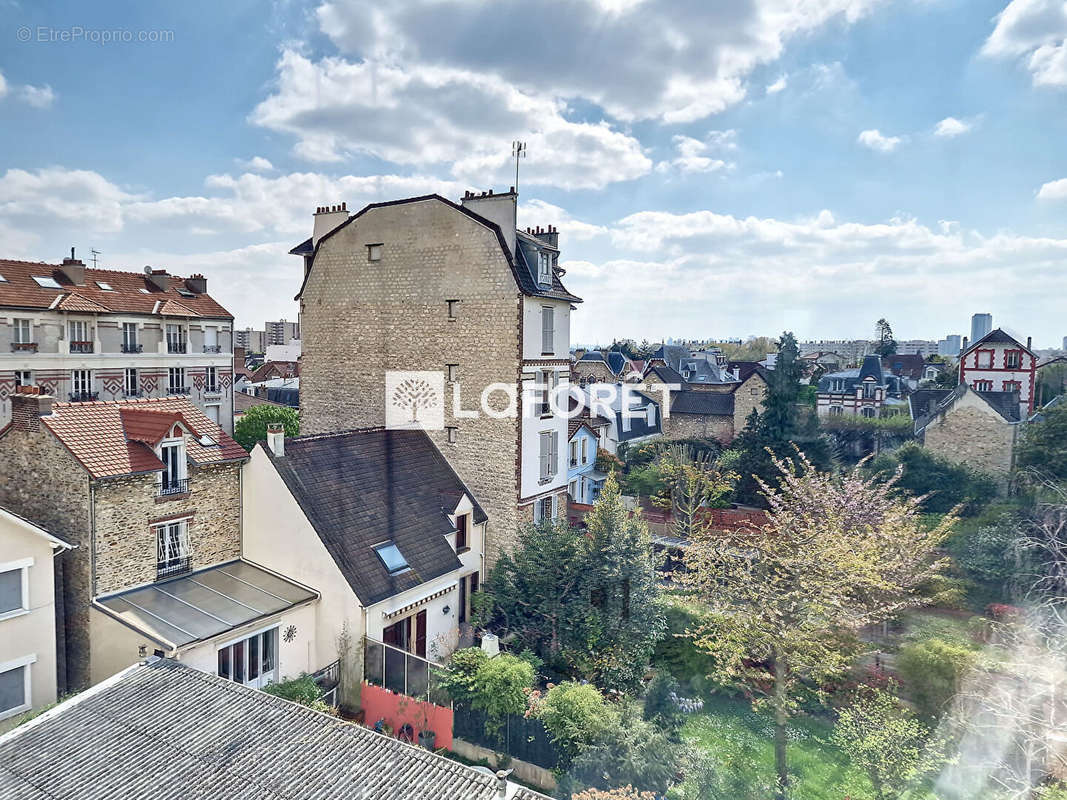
(455, 514, 470, 553)
(537, 251, 552, 284)
(158, 436, 188, 496)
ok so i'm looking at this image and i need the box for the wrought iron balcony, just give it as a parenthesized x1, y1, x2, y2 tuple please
(157, 478, 189, 497)
(168, 386, 191, 396)
(156, 556, 191, 580)
(167, 341, 188, 354)
(121, 343, 143, 353)
(124, 389, 143, 398)
(69, 341, 94, 354)
(203, 344, 222, 353)
(68, 391, 99, 402)
(10, 342, 38, 352)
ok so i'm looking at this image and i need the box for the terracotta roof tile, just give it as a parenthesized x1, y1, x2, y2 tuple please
(156, 299, 200, 317)
(40, 396, 246, 479)
(0, 258, 231, 318)
(56, 292, 113, 313)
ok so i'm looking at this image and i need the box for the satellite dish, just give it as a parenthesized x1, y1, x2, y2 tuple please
(144, 265, 153, 275)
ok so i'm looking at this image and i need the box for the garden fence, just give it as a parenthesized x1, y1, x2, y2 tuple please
(451, 705, 561, 770)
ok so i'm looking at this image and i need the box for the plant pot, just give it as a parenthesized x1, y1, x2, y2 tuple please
(418, 730, 436, 750)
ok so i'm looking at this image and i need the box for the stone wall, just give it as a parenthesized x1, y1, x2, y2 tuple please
(662, 412, 734, 443)
(572, 361, 615, 385)
(0, 419, 92, 689)
(298, 198, 523, 565)
(733, 373, 768, 432)
(924, 405, 1016, 481)
(92, 463, 242, 595)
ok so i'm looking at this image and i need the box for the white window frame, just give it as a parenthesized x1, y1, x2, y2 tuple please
(537, 251, 552, 284)
(367, 243, 383, 262)
(68, 319, 90, 343)
(168, 367, 186, 393)
(0, 558, 33, 621)
(541, 306, 554, 354)
(216, 624, 279, 690)
(0, 654, 37, 721)
(534, 495, 556, 523)
(122, 322, 138, 349)
(538, 430, 558, 482)
(581, 437, 588, 464)
(166, 323, 187, 353)
(861, 407, 877, 419)
(71, 369, 92, 396)
(124, 368, 138, 397)
(205, 366, 218, 393)
(570, 439, 579, 467)
(446, 364, 459, 382)
(13, 370, 32, 388)
(155, 519, 190, 573)
(158, 435, 188, 492)
(12, 318, 31, 344)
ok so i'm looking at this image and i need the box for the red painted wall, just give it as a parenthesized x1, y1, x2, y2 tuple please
(360, 682, 454, 750)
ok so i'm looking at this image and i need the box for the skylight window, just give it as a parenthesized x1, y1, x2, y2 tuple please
(139, 288, 151, 294)
(176, 288, 195, 297)
(374, 542, 410, 574)
(32, 275, 62, 289)
(96, 281, 114, 291)
(0, 274, 7, 282)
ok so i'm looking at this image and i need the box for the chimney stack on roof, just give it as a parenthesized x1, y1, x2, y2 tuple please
(11, 385, 53, 432)
(1027, 336, 1033, 351)
(266, 422, 285, 457)
(59, 247, 86, 286)
(144, 266, 170, 292)
(185, 274, 207, 294)
(459, 188, 517, 257)
(312, 202, 349, 247)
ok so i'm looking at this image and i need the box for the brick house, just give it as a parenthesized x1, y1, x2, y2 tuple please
(573, 350, 635, 385)
(0, 388, 318, 691)
(292, 191, 581, 565)
(912, 383, 1024, 482)
(959, 328, 1037, 418)
(243, 425, 488, 685)
(645, 360, 767, 443)
(0, 255, 236, 433)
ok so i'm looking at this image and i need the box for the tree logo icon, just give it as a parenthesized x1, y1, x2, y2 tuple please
(385, 371, 445, 430)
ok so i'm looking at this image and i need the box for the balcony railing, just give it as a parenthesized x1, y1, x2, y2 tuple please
(363, 636, 449, 705)
(203, 344, 222, 353)
(121, 343, 143, 353)
(68, 391, 99, 402)
(11, 342, 38, 353)
(157, 556, 191, 580)
(124, 389, 143, 398)
(311, 659, 341, 707)
(69, 341, 94, 354)
(167, 341, 187, 354)
(204, 386, 221, 396)
(168, 386, 191, 395)
(157, 478, 189, 497)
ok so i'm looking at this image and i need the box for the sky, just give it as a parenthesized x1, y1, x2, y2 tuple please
(1, 0, 1066, 347)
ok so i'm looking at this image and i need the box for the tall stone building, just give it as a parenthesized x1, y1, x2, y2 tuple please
(292, 191, 581, 564)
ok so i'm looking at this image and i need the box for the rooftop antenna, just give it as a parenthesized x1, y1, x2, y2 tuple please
(512, 140, 526, 193)
(90, 249, 101, 268)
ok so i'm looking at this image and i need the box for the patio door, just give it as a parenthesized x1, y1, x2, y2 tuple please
(217, 627, 277, 689)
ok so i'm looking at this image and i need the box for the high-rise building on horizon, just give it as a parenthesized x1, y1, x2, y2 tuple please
(938, 334, 962, 356)
(970, 313, 992, 344)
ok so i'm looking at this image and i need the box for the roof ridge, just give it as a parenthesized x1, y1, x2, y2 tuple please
(287, 426, 387, 443)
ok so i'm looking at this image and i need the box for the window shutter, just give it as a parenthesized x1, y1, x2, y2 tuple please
(549, 431, 558, 477)
(539, 432, 550, 480)
(541, 307, 554, 353)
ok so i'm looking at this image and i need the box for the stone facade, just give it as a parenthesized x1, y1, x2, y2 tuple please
(662, 412, 734, 443)
(572, 360, 616, 385)
(923, 402, 1018, 481)
(92, 464, 241, 595)
(298, 199, 525, 565)
(733, 373, 768, 432)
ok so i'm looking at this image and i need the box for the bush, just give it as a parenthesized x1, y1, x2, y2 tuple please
(534, 681, 614, 761)
(470, 654, 535, 722)
(263, 674, 334, 714)
(437, 647, 488, 706)
(233, 404, 299, 451)
(642, 671, 682, 729)
(652, 600, 717, 691)
(868, 442, 998, 515)
(896, 637, 978, 719)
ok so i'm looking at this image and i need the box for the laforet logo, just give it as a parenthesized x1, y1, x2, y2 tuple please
(385, 371, 445, 430)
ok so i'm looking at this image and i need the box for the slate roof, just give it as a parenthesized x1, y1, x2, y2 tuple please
(24, 396, 247, 479)
(0, 657, 551, 800)
(0, 258, 232, 318)
(858, 354, 885, 383)
(233, 391, 289, 414)
(913, 383, 1023, 433)
(964, 328, 1031, 355)
(882, 354, 926, 381)
(909, 388, 952, 420)
(647, 364, 685, 384)
(264, 428, 488, 606)
(294, 194, 581, 305)
(671, 390, 735, 416)
(728, 361, 768, 383)
(95, 560, 318, 649)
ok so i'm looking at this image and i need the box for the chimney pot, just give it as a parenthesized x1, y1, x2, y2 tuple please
(509, 185, 515, 193)
(266, 422, 285, 457)
(1027, 336, 1033, 351)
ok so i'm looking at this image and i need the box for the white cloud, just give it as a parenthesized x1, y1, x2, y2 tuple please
(251, 50, 651, 190)
(934, 116, 972, 137)
(18, 84, 55, 109)
(655, 131, 737, 174)
(0, 167, 138, 233)
(857, 128, 903, 152)
(982, 0, 1067, 87)
(0, 71, 7, 100)
(1037, 177, 1067, 200)
(766, 74, 788, 94)
(235, 156, 275, 172)
(518, 199, 608, 242)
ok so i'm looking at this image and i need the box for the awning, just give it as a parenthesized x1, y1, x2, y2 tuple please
(587, 469, 609, 483)
(95, 560, 318, 649)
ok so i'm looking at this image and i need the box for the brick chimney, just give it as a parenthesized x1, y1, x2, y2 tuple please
(145, 266, 170, 292)
(11, 386, 54, 431)
(460, 187, 517, 257)
(312, 203, 348, 247)
(185, 274, 207, 294)
(59, 247, 85, 286)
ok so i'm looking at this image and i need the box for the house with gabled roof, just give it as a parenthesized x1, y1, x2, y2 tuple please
(0, 387, 320, 691)
(0, 657, 551, 800)
(816, 354, 906, 419)
(959, 328, 1037, 418)
(243, 426, 488, 682)
(567, 419, 607, 504)
(0, 254, 235, 432)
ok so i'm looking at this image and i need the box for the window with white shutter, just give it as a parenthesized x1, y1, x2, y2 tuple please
(541, 307, 554, 354)
(539, 431, 551, 481)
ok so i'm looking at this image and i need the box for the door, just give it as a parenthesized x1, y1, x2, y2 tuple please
(217, 628, 277, 689)
(415, 610, 427, 658)
(459, 577, 468, 624)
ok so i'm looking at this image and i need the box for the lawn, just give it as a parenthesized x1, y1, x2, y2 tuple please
(673, 694, 874, 800)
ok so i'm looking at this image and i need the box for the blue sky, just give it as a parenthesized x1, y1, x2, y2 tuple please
(2, 0, 1066, 346)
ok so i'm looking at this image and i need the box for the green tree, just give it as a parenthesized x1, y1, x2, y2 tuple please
(533, 681, 614, 762)
(868, 442, 997, 515)
(831, 685, 947, 800)
(875, 318, 898, 357)
(681, 454, 955, 799)
(436, 647, 488, 706)
(470, 653, 535, 736)
(1016, 402, 1067, 481)
(896, 637, 978, 720)
(233, 403, 299, 451)
(654, 444, 736, 539)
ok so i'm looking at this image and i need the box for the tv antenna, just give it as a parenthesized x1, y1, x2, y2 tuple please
(90, 249, 101, 268)
(512, 140, 526, 193)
